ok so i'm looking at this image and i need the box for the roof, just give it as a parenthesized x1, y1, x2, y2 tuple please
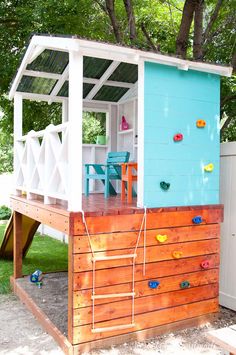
(9, 34, 233, 104)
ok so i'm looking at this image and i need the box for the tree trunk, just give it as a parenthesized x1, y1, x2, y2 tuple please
(105, 0, 122, 43)
(203, 0, 223, 43)
(176, 0, 197, 58)
(123, 0, 136, 41)
(193, 0, 204, 60)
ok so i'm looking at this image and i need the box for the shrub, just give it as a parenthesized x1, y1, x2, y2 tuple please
(0, 205, 11, 220)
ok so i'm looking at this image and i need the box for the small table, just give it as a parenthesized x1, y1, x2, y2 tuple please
(121, 162, 138, 204)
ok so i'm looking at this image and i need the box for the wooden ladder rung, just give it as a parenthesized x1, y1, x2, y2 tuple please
(91, 323, 135, 333)
(92, 292, 135, 300)
(92, 253, 137, 262)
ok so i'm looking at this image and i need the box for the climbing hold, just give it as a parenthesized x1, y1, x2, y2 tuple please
(172, 251, 183, 259)
(204, 163, 214, 172)
(192, 216, 203, 224)
(201, 260, 210, 269)
(148, 280, 160, 289)
(173, 133, 183, 142)
(180, 281, 190, 289)
(160, 181, 170, 190)
(156, 234, 168, 243)
(196, 119, 206, 128)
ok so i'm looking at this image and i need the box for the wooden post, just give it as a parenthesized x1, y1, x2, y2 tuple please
(13, 211, 23, 279)
(137, 59, 144, 207)
(14, 94, 23, 196)
(68, 50, 83, 211)
(68, 234, 74, 344)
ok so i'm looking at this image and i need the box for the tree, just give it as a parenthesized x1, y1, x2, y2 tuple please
(0, 0, 235, 173)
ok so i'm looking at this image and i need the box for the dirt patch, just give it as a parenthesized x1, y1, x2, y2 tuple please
(2, 272, 236, 355)
(0, 293, 63, 355)
(16, 272, 68, 336)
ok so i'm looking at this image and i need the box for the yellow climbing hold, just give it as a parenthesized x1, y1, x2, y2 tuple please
(172, 251, 183, 259)
(156, 234, 168, 243)
(204, 163, 214, 172)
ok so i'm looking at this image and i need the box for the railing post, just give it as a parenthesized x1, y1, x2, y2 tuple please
(14, 94, 23, 196)
(68, 50, 83, 211)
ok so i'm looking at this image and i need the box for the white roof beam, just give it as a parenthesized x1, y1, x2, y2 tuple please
(49, 65, 69, 102)
(24, 70, 61, 80)
(16, 91, 65, 103)
(9, 42, 37, 100)
(28, 46, 45, 64)
(31, 35, 80, 52)
(86, 61, 120, 100)
(83, 77, 133, 89)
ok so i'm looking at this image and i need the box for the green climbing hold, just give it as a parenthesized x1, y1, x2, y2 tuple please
(180, 280, 190, 289)
(160, 181, 170, 190)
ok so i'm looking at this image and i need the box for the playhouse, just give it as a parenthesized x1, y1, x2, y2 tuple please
(2, 34, 233, 354)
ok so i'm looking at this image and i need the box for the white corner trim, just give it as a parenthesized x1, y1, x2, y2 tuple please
(137, 59, 144, 208)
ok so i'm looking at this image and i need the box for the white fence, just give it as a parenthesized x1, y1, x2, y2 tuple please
(220, 142, 236, 311)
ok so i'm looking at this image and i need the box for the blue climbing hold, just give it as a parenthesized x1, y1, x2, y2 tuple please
(192, 216, 203, 224)
(180, 280, 190, 289)
(148, 280, 160, 289)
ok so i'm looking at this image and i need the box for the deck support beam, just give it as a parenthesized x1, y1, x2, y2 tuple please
(13, 211, 23, 279)
(68, 50, 83, 211)
(13, 94, 23, 196)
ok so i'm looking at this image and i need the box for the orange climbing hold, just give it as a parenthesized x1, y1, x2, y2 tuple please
(172, 251, 183, 259)
(196, 119, 206, 127)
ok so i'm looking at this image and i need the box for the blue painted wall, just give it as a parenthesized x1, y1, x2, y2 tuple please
(143, 62, 220, 207)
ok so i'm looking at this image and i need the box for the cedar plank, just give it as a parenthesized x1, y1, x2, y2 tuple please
(73, 239, 219, 272)
(74, 283, 218, 326)
(72, 209, 223, 235)
(72, 298, 218, 344)
(73, 268, 219, 308)
(73, 254, 219, 290)
(73, 224, 220, 254)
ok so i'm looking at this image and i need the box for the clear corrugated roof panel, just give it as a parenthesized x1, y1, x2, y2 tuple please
(93, 85, 129, 102)
(17, 76, 57, 95)
(58, 81, 95, 98)
(83, 56, 112, 78)
(109, 62, 138, 83)
(27, 50, 69, 74)
(17, 49, 137, 102)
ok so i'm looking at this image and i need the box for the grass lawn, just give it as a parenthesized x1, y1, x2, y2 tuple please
(0, 224, 68, 294)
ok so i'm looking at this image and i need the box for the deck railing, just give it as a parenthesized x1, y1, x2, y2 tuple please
(15, 123, 69, 203)
(14, 122, 109, 205)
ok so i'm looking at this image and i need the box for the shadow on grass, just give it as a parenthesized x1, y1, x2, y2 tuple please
(0, 225, 68, 294)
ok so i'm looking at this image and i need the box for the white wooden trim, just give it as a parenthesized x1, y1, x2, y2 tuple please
(31, 35, 80, 52)
(83, 77, 133, 89)
(67, 51, 83, 211)
(86, 61, 120, 100)
(16, 92, 65, 103)
(137, 59, 144, 207)
(24, 70, 61, 80)
(62, 100, 68, 123)
(14, 94, 23, 196)
(49, 65, 69, 100)
(28, 46, 45, 64)
(9, 43, 36, 100)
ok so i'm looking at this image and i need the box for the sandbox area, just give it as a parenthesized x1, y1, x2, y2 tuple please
(16, 272, 68, 336)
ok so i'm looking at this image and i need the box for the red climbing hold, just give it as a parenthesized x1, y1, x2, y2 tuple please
(173, 133, 183, 142)
(201, 260, 210, 269)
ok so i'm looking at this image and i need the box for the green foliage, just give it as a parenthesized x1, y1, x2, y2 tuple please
(0, 205, 11, 220)
(0, 226, 68, 294)
(82, 112, 106, 144)
(0, 0, 235, 164)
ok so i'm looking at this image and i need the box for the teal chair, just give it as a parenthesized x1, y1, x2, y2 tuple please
(84, 151, 130, 198)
